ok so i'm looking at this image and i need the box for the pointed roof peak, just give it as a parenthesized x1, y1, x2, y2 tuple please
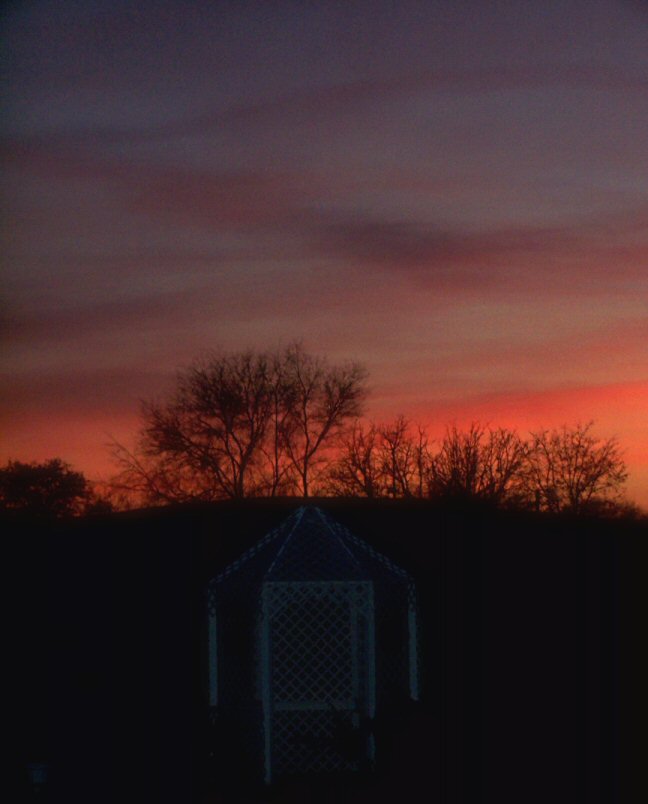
(265, 505, 367, 581)
(210, 505, 412, 594)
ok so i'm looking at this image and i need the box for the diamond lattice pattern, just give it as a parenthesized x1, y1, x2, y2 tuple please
(265, 581, 373, 775)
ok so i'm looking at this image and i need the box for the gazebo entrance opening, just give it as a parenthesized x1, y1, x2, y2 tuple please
(261, 580, 376, 778)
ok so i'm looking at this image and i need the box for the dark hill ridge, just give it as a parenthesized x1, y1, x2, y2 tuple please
(12, 499, 646, 803)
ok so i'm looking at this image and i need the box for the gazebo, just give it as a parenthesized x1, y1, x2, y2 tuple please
(207, 506, 419, 784)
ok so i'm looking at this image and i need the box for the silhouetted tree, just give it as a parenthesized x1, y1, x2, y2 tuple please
(279, 343, 368, 497)
(112, 350, 275, 502)
(326, 420, 382, 497)
(107, 350, 636, 515)
(0, 458, 98, 517)
(378, 416, 432, 498)
(110, 439, 211, 505)
(523, 422, 628, 513)
(111, 344, 367, 503)
(327, 416, 432, 498)
(258, 350, 300, 496)
(429, 423, 528, 504)
(412, 424, 433, 499)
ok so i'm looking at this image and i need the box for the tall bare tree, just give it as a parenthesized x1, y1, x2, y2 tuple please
(111, 350, 275, 502)
(251, 351, 298, 496)
(523, 422, 628, 513)
(110, 344, 367, 503)
(280, 343, 368, 497)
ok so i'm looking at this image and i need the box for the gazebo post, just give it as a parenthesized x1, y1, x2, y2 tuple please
(366, 582, 377, 762)
(408, 590, 420, 701)
(261, 584, 273, 784)
(207, 604, 218, 707)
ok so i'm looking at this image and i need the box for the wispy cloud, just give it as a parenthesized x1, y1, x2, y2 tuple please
(5, 60, 648, 149)
(309, 209, 648, 293)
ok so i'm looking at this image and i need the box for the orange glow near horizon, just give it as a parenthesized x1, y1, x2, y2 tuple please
(2, 380, 647, 509)
(379, 380, 648, 509)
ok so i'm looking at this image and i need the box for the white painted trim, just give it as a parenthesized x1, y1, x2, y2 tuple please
(261, 584, 273, 784)
(366, 582, 377, 762)
(408, 600, 420, 701)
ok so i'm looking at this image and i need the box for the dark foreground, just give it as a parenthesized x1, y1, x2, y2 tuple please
(11, 498, 646, 802)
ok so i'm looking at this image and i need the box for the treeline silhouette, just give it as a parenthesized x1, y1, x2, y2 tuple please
(2, 344, 637, 518)
(105, 344, 635, 517)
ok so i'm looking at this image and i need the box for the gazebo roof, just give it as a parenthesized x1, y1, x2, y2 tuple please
(265, 507, 368, 581)
(208, 506, 412, 599)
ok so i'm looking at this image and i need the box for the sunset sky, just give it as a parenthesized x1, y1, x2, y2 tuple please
(2, 0, 647, 506)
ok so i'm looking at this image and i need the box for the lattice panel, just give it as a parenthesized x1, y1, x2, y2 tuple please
(263, 581, 374, 778)
(270, 587, 356, 704)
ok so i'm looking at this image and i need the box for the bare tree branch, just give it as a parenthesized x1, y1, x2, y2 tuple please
(524, 422, 628, 513)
